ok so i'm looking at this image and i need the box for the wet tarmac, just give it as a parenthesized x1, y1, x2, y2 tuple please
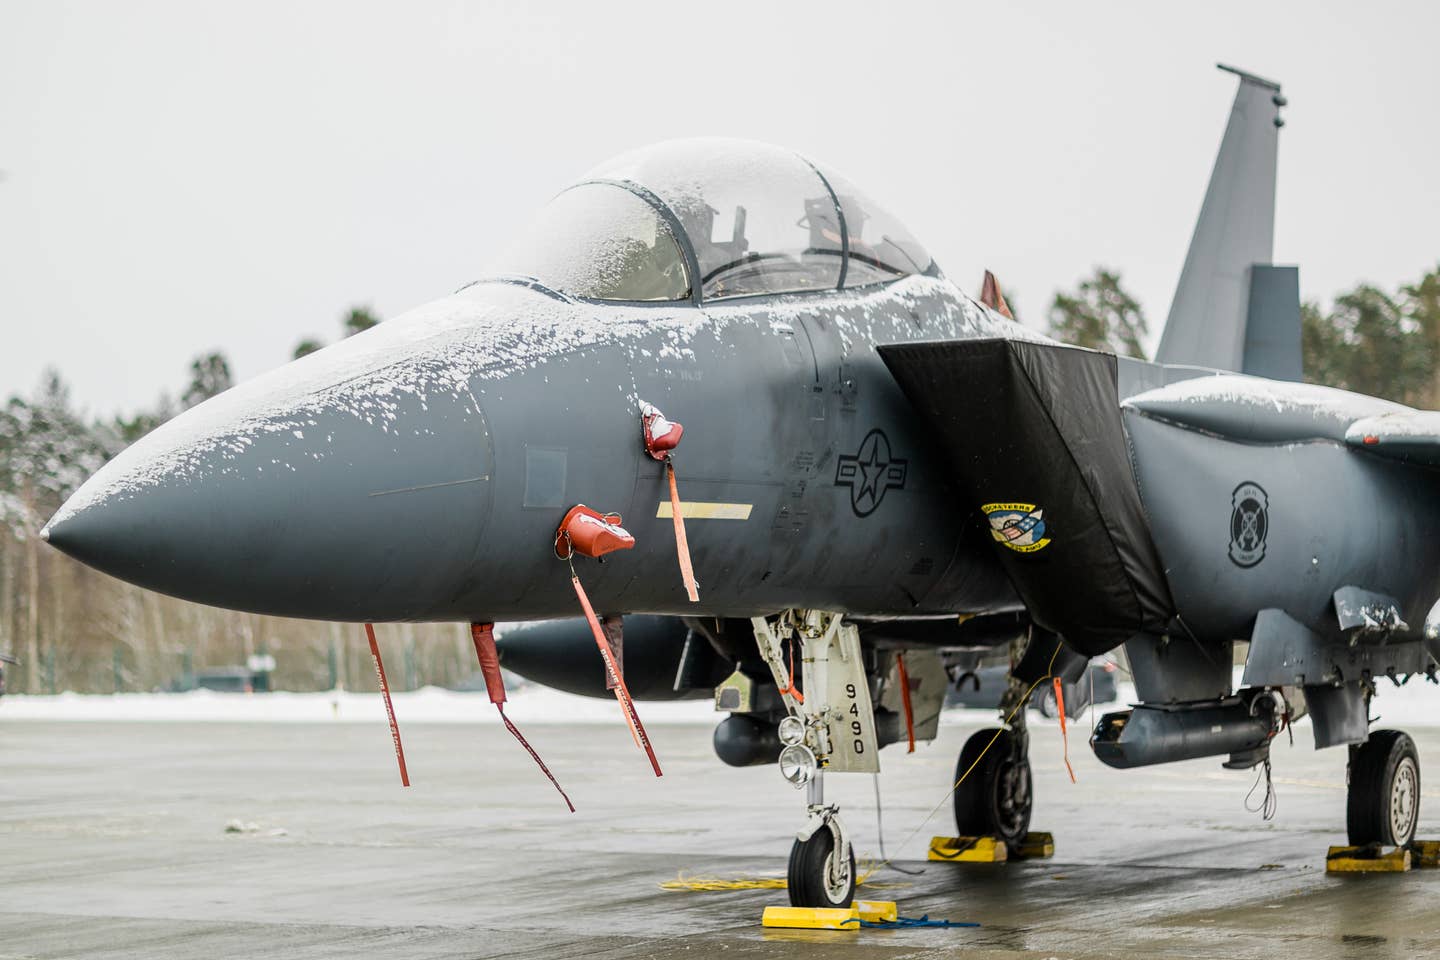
(3, 713, 1440, 959)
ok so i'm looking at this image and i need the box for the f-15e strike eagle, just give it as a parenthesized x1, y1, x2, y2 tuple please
(45, 65, 1436, 907)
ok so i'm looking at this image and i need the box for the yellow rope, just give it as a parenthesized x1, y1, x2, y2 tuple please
(659, 861, 907, 892)
(660, 875, 788, 892)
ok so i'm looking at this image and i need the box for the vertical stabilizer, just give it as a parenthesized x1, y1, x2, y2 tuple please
(1242, 265, 1301, 380)
(1157, 65, 1293, 375)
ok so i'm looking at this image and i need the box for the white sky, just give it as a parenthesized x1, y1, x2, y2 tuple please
(3, 1, 1437, 418)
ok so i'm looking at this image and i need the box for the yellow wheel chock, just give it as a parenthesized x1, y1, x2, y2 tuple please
(1016, 832, 1056, 859)
(1326, 843, 1411, 873)
(1325, 840, 1440, 873)
(761, 900, 897, 931)
(1407, 840, 1440, 868)
(927, 832, 1054, 863)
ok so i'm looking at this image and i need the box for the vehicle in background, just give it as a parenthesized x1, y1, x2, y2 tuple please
(948, 659, 1120, 719)
(166, 665, 272, 693)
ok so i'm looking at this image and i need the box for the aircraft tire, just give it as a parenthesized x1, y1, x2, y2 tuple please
(786, 827, 855, 908)
(954, 728, 1032, 845)
(1037, 688, 1060, 719)
(1347, 729, 1420, 847)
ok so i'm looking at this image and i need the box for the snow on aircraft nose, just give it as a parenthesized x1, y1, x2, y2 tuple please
(42, 296, 501, 622)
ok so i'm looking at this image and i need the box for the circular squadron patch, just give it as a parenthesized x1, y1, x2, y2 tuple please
(1228, 481, 1269, 568)
(982, 502, 1051, 553)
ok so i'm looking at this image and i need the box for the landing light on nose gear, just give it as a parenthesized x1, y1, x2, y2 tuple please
(778, 715, 806, 747)
(779, 743, 817, 786)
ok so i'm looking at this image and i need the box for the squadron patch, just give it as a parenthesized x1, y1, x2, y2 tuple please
(982, 502, 1051, 553)
(1228, 481, 1269, 568)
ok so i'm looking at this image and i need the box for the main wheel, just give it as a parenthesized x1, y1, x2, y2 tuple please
(1347, 729, 1420, 846)
(954, 728, 1032, 845)
(1037, 687, 1060, 719)
(787, 825, 855, 908)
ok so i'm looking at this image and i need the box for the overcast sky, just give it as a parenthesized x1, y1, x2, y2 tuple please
(3, 1, 1437, 417)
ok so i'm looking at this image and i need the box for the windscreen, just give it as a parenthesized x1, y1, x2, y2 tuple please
(490, 183, 690, 302)
(590, 139, 844, 301)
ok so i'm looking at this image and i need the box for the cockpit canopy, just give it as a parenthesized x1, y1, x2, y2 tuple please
(491, 138, 936, 304)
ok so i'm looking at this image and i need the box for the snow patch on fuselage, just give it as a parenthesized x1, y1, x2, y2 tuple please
(1124, 373, 1412, 444)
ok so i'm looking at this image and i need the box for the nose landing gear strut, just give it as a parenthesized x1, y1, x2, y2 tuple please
(753, 610, 878, 908)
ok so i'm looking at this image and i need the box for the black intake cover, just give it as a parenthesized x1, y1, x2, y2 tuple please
(879, 338, 1173, 655)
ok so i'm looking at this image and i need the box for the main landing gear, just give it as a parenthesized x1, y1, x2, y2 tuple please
(953, 630, 1040, 846)
(954, 726, 1033, 846)
(1348, 729, 1421, 847)
(753, 611, 878, 908)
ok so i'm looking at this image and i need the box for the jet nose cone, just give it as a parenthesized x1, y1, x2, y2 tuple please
(47, 304, 495, 620)
(41, 502, 103, 557)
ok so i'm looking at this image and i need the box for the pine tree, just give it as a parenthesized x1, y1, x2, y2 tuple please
(0, 370, 115, 509)
(1047, 268, 1148, 358)
(1303, 285, 1427, 404)
(292, 338, 325, 360)
(180, 352, 234, 409)
(1402, 266, 1440, 407)
(0, 371, 115, 691)
(1301, 301, 1343, 390)
(342, 306, 380, 337)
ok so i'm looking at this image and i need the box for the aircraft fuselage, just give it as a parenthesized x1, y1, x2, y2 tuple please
(44, 274, 1023, 623)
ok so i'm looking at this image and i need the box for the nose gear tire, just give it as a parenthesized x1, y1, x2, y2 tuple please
(787, 829, 856, 908)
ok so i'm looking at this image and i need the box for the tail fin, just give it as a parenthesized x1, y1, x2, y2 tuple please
(1156, 65, 1300, 381)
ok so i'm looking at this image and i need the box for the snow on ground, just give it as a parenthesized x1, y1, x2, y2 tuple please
(0, 685, 1016, 727)
(2, 676, 1435, 729)
(0, 685, 719, 725)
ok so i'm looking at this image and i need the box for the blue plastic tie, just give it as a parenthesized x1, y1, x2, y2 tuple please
(842, 915, 980, 929)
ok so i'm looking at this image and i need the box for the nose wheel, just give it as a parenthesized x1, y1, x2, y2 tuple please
(1347, 729, 1421, 846)
(787, 812, 856, 908)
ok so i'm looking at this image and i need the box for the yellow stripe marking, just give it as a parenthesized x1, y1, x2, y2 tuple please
(656, 501, 753, 520)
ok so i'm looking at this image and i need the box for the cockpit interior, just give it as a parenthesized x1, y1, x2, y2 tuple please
(490, 138, 937, 304)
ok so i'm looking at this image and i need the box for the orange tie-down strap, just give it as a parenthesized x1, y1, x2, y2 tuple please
(776, 636, 804, 706)
(571, 574, 663, 777)
(897, 651, 916, 754)
(471, 623, 574, 812)
(364, 623, 409, 787)
(665, 459, 699, 602)
(1054, 677, 1076, 783)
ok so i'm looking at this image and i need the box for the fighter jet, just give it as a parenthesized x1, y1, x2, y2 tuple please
(47, 66, 1391, 909)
